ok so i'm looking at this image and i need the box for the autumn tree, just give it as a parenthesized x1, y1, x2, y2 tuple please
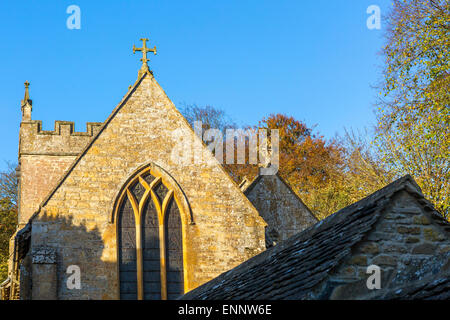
(376, 0, 449, 218)
(181, 105, 392, 219)
(258, 114, 346, 218)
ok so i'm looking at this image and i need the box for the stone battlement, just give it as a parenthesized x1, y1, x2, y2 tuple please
(19, 120, 103, 156)
(18, 119, 103, 224)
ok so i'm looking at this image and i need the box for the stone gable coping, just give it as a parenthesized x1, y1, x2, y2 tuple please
(243, 173, 317, 222)
(28, 71, 262, 227)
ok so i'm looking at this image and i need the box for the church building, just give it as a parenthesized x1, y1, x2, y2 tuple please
(1, 39, 315, 300)
(4, 39, 445, 301)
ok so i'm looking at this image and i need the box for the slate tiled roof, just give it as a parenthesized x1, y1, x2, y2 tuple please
(382, 276, 450, 300)
(181, 175, 447, 300)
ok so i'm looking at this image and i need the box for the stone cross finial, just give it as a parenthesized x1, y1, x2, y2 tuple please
(23, 81, 30, 101)
(133, 38, 157, 77)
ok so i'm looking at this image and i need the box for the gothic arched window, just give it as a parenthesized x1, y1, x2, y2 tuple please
(117, 168, 185, 300)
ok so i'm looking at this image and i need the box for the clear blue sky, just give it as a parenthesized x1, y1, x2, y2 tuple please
(0, 0, 391, 171)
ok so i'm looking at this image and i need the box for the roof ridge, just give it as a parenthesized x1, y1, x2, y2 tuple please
(273, 172, 316, 220)
(243, 173, 317, 221)
(241, 174, 261, 194)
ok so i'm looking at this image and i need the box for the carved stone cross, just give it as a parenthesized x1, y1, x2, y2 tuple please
(133, 38, 157, 65)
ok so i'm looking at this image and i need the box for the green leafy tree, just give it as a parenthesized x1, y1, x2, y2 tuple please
(0, 163, 18, 282)
(376, 0, 449, 218)
(337, 129, 394, 202)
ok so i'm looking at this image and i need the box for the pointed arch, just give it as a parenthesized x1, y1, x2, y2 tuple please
(113, 163, 193, 300)
(112, 162, 193, 225)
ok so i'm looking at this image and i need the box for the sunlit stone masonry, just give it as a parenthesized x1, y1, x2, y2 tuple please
(1, 39, 318, 300)
(2, 39, 447, 301)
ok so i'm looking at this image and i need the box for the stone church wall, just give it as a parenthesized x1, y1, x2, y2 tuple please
(245, 174, 317, 245)
(18, 120, 102, 226)
(28, 73, 266, 299)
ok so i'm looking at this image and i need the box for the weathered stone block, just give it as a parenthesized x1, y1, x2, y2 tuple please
(385, 213, 409, 221)
(372, 254, 398, 267)
(367, 232, 399, 242)
(413, 215, 431, 225)
(439, 245, 450, 254)
(383, 243, 407, 253)
(406, 237, 420, 243)
(423, 228, 446, 242)
(397, 226, 421, 235)
(329, 279, 369, 300)
(393, 207, 422, 215)
(359, 242, 379, 255)
(349, 255, 367, 266)
(411, 243, 437, 255)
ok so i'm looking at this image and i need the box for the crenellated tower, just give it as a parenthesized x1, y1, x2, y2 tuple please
(17, 81, 103, 226)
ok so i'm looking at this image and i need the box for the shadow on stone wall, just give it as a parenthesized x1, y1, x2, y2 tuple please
(27, 212, 117, 300)
(28, 210, 184, 300)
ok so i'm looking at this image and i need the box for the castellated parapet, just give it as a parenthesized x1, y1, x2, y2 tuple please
(19, 120, 102, 156)
(18, 119, 103, 225)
